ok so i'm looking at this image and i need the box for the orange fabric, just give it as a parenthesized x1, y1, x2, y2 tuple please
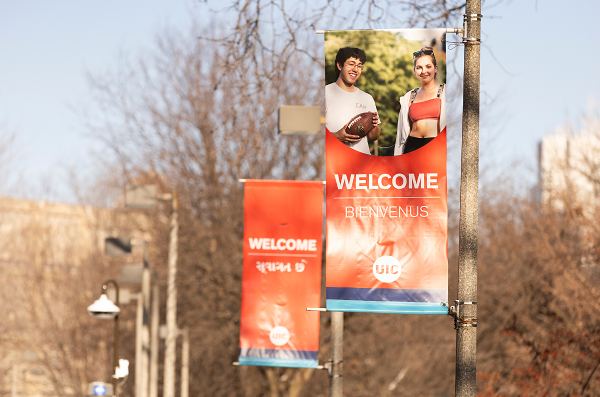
(325, 128, 448, 291)
(409, 98, 441, 122)
(239, 180, 323, 354)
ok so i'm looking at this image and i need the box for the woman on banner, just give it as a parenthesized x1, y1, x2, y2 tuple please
(394, 47, 446, 155)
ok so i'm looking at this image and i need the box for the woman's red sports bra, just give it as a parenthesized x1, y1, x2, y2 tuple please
(408, 85, 443, 122)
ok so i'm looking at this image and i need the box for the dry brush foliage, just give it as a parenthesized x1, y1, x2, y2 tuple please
(477, 137, 600, 396)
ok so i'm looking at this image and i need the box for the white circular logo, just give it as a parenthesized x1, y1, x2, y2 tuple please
(372, 256, 402, 283)
(269, 326, 290, 346)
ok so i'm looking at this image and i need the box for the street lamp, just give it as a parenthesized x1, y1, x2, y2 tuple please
(87, 280, 120, 397)
(277, 105, 344, 394)
(125, 184, 178, 397)
(105, 237, 158, 397)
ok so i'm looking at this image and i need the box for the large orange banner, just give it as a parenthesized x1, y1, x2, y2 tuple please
(238, 180, 323, 367)
(324, 29, 448, 314)
(325, 130, 448, 314)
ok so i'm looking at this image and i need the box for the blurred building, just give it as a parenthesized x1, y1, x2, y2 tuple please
(0, 197, 148, 396)
(536, 118, 600, 211)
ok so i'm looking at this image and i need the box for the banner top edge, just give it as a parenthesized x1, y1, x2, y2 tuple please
(319, 28, 448, 33)
(240, 179, 325, 185)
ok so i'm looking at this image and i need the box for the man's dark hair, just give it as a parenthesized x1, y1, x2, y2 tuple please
(334, 47, 367, 78)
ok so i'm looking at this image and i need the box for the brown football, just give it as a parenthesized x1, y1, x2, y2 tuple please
(345, 112, 375, 138)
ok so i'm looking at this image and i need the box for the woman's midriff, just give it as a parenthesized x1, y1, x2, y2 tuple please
(410, 119, 438, 138)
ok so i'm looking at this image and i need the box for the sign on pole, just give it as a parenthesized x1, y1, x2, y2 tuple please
(323, 29, 449, 314)
(238, 180, 323, 368)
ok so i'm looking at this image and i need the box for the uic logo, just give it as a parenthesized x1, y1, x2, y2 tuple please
(372, 256, 401, 283)
(269, 326, 290, 346)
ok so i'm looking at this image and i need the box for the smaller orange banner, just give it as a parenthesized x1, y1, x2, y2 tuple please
(239, 180, 323, 367)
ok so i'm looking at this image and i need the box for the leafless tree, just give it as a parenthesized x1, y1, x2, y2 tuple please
(81, 22, 327, 396)
(202, 0, 469, 78)
(78, 1, 520, 395)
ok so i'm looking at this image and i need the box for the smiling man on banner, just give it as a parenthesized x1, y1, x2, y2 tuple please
(325, 47, 381, 154)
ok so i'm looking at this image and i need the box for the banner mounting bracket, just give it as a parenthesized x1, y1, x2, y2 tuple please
(446, 13, 482, 45)
(449, 300, 478, 329)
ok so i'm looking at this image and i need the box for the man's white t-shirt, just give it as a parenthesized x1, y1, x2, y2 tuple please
(325, 82, 379, 154)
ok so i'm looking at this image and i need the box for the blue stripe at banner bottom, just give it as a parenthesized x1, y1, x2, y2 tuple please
(326, 287, 447, 302)
(239, 348, 318, 360)
(326, 299, 449, 315)
(238, 357, 319, 368)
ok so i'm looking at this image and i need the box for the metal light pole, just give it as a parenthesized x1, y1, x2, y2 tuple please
(278, 109, 333, 394)
(106, 237, 151, 397)
(135, 286, 144, 397)
(133, 269, 151, 397)
(308, 307, 343, 397)
(179, 328, 190, 397)
(455, 1, 481, 396)
(124, 185, 179, 397)
(140, 244, 151, 397)
(330, 312, 344, 397)
(163, 193, 179, 397)
(109, 282, 120, 397)
(87, 280, 121, 397)
(149, 279, 160, 397)
(11, 364, 17, 397)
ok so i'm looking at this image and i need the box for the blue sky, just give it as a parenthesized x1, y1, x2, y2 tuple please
(0, 0, 204, 200)
(478, 0, 600, 177)
(1, 0, 599, 202)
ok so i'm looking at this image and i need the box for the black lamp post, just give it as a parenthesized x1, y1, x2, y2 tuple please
(87, 280, 120, 397)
